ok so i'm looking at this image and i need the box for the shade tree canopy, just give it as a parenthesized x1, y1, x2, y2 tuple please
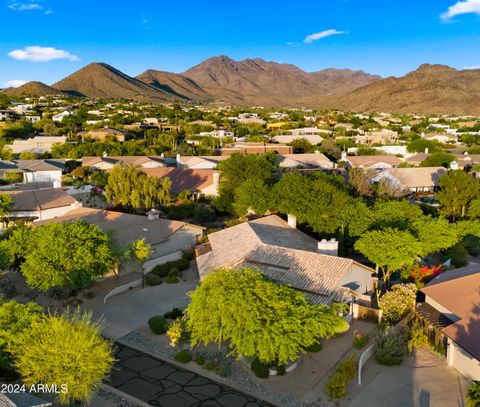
(186, 267, 349, 365)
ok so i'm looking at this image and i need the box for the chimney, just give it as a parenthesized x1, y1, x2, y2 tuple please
(53, 180, 61, 189)
(102, 151, 108, 157)
(450, 161, 459, 170)
(424, 147, 429, 154)
(287, 214, 297, 228)
(146, 209, 160, 220)
(341, 151, 347, 161)
(318, 238, 338, 256)
(314, 150, 320, 155)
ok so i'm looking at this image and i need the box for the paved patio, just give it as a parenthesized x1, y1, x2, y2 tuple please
(346, 347, 469, 407)
(107, 343, 272, 407)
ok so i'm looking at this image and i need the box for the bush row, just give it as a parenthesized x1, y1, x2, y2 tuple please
(325, 354, 356, 399)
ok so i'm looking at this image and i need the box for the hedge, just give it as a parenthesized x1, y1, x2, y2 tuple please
(251, 358, 269, 378)
(151, 259, 190, 277)
(145, 273, 163, 286)
(148, 315, 169, 335)
(163, 307, 184, 320)
(174, 350, 193, 363)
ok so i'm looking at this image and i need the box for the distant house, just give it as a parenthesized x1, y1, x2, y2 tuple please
(286, 127, 332, 137)
(35, 207, 204, 274)
(80, 127, 127, 142)
(52, 110, 71, 122)
(342, 155, 403, 170)
(273, 134, 324, 145)
(0, 159, 65, 184)
(406, 152, 430, 166)
(176, 155, 230, 170)
(370, 167, 446, 193)
(354, 130, 398, 145)
(196, 215, 374, 305)
(142, 168, 220, 198)
(217, 143, 292, 156)
(278, 152, 334, 169)
(418, 269, 480, 380)
(4, 187, 81, 225)
(82, 156, 166, 171)
(5, 136, 67, 155)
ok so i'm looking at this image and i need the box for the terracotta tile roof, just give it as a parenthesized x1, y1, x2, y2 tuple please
(197, 215, 373, 304)
(278, 153, 333, 168)
(82, 156, 164, 167)
(386, 167, 446, 188)
(422, 271, 480, 360)
(406, 153, 430, 164)
(34, 207, 199, 248)
(142, 168, 219, 194)
(8, 188, 77, 211)
(178, 156, 230, 168)
(345, 155, 403, 168)
(0, 159, 65, 172)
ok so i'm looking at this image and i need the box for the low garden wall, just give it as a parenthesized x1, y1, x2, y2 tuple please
(143, 251, 183, 273)
(103, 279, 142, 304)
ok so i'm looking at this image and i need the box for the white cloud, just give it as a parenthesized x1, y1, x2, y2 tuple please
(3, 80, 27, 88)
(441, 0, 480, 20)
(8, 1, 42, 11)
(464, 64, 480, 69)
(304, 29, 346, 43)
(8, 46, 79, 62)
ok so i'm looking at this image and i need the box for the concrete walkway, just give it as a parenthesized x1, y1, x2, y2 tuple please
(92, 277, 198, 339)
(347, 347, 468, 407)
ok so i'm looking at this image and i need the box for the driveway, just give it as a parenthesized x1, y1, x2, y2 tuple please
(347, 347, 468, 407)
(92, 277, 198, 339)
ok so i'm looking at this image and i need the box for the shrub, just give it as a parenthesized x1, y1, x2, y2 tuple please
(167, 317, 190, 347)
(194, 354, 205, 366)
(325, 354, 356, 399)
(182, 249, 195, 261)
(163, 307, 183, 320)
(145, 273, 163, 286)
(168, 268, 179, 278)
(148, 315, 169, 335)
(276, 364, 286, 376)
(378, 283, 417, 325)
(374, 328, 406, 366)
(407, 317, 428, 354)
(466, 381, 480, 407)
(442, 241, 468, 268)
(152, 259, 190, 277)
(217, 365, 229, 378)
(205, 361, 214, 370)
(174, 350, 192, 363)
(251, 358, 269, 378)
(165, 275, 180, 284)
(306, 341, 322, 352)
(353, 331, 369, 349)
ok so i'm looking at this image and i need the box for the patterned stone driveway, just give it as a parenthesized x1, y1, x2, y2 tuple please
(107, 344, 273, 407)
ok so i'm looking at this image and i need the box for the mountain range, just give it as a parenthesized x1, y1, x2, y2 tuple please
(3, 56, 480, 115)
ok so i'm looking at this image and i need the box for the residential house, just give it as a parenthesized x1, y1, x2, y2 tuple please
(80, 127, 127, 142)
(5, 136, 67, 155)
(52, 110, 71, 122)
(272, 134, 324, 145)
(370, 167, 446, 193)
(341, 155, 403, 170)
(418, 269, 480, 380)
(35, 207, 205, 274)
(142, 168, 220, 198)
(354, 129, 398, 145)
(217, 143, 292, 155)
(286, 127, 332, 137)
(196, 215, 374, 305)
(4, 187, 81, 225)
(0, 159, 65, 184)
(0, 110, 15, 121)
(82, 156, 166, 171)
(278, 152, 334, 169)
(176, 155, 230, 169)
(406, 152, 431, 166)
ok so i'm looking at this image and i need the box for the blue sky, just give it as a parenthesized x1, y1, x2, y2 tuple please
(1, 0, 480, 87)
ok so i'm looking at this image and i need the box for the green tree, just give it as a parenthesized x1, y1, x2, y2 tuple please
(186, 268, 349, 365)
(354, 228, 422, 282)
(8, 310, 114, 405)
(420, 152, 455, 168)
(407, 139, 441, 153)
(213, 153, 278, 213)
(436, 171, 480, 220)
(131, 238, 152, 263)
(105, 165, 170, 210)
(233, 178, 272, 216)
(0, 192, 13, 218)
(7, 221, 115, 290)
(0, 300, 43, 349)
